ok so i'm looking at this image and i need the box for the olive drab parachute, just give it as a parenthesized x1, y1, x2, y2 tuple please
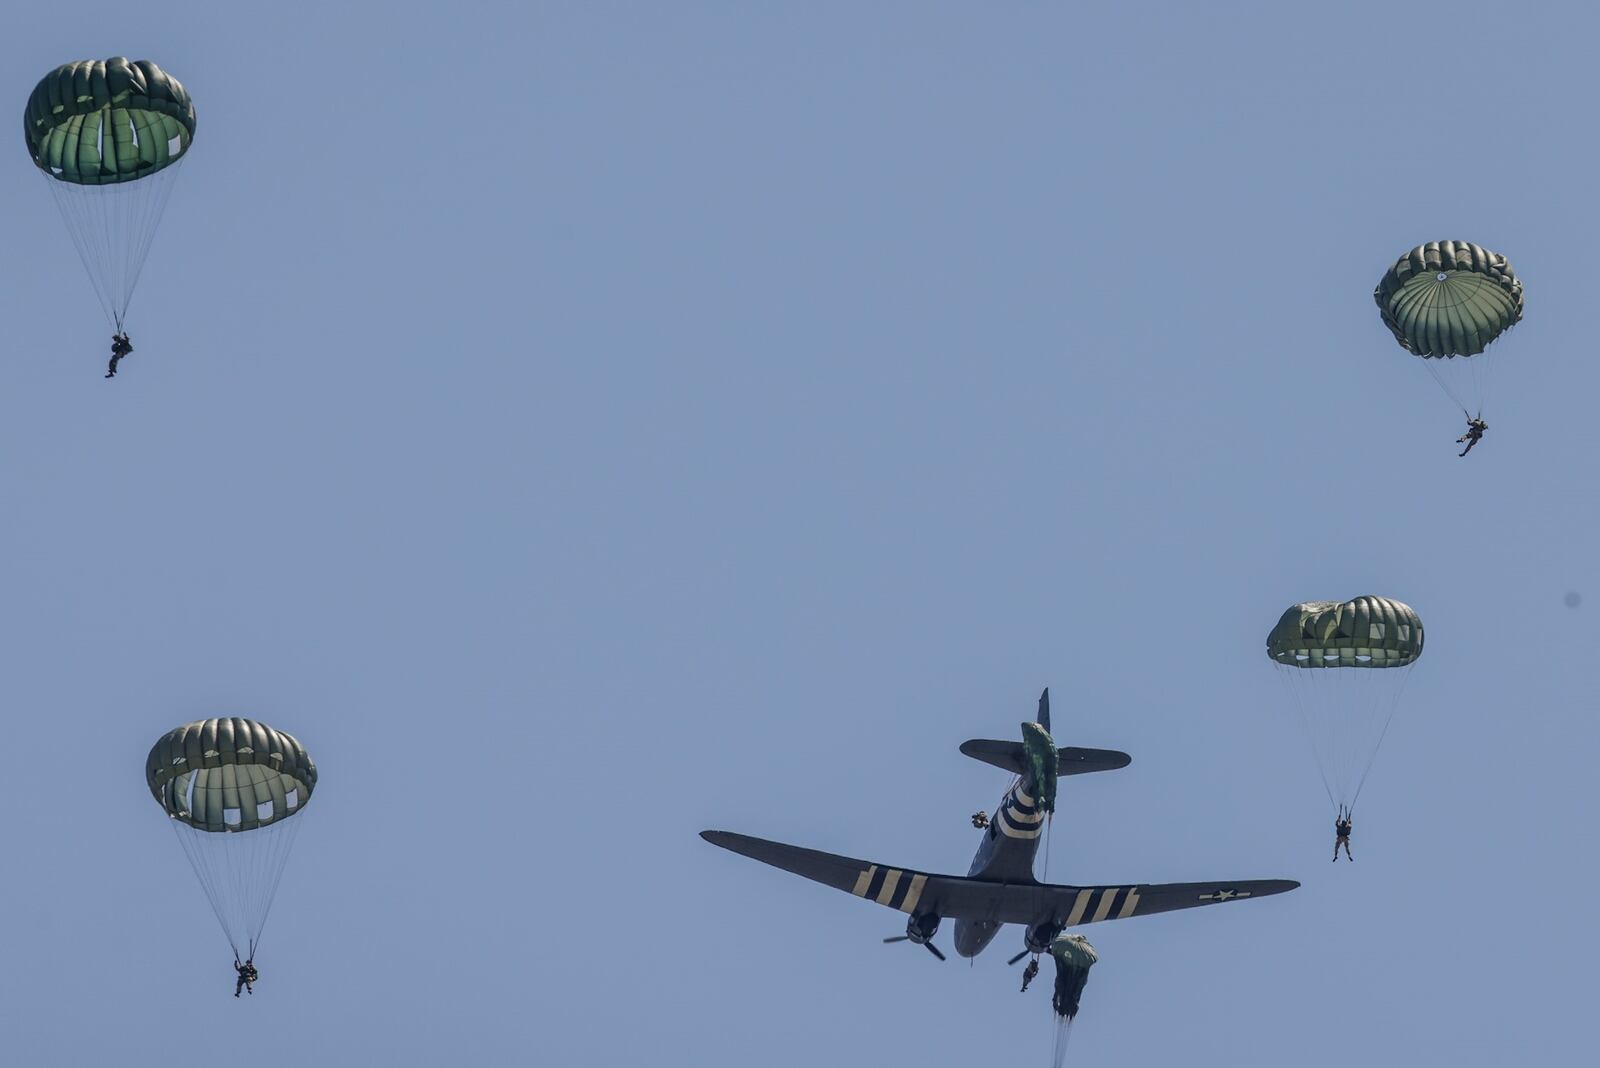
(1048, 933, 1098, 1067)
(1266, 596, 1422, 813)
(24, 58, 195, 331)
(1021, 721, 1058, 815)
(1374, 241, 1523, 417)
(146, 718, 315, 962)
(1049, 933, 1098, 1020)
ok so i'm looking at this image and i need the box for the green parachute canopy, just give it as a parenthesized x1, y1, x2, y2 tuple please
(1265, 596, 1423, 669)
(147, 718, 315, 962)
(24, 57, 195, 332)
(1374, 241, 1522, 415)
(1266, 597, 1422, 813)
(1049, 933, 1099, 972)
(25, 58, 195, 183)
(1050, 934, 1098, 1022)
(1021, 721, 1058, 815)
(146, 718, 316, 832)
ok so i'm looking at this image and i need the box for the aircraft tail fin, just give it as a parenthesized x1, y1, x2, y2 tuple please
(958, 688, 1128, 777)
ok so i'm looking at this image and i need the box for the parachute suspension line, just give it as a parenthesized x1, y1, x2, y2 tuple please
(1279, 665, 1335, 809)
(1470, 353, 1495, 418)
(169, 819, 242, 960)
(170, 813, 304, 961)
(1280, 661, 1411, 814)
(246, 815, 305, 960)
(40, 157, 184, 330)
(1336, 667, 1373, 809)
(44, 174, 118, 328)
(1421, 352, 1498, 423)
(1301, 668, 1336, 809)
(120, 158, 185, 326)
(1348, 665, 1414, 812)
(1422, 358, 1473, 418)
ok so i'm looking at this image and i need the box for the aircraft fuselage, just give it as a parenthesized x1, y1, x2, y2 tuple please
(953, 772, 1047, 957)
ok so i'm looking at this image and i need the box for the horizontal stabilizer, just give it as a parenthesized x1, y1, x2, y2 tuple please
(960, 740, 1131, 777)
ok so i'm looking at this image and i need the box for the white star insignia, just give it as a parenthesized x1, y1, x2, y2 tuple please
(1200, 888, 1249, 902)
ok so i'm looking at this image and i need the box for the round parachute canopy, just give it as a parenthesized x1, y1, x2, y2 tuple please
(146, 718, 316, 832)
(24, 58, 195, 184)
(1265, 596, 1423, 669)
(1374, 241, 1522, 359)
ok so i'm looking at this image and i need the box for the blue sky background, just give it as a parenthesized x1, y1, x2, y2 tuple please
(1, 3, 1595, 1064)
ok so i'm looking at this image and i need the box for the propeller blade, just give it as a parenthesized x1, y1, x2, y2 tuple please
(924, 941, 946, 961)
(1007, 949, 1031, 966)
(883, 936, 910, 944)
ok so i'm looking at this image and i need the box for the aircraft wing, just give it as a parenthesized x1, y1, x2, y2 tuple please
(701, 830, 1296, 927)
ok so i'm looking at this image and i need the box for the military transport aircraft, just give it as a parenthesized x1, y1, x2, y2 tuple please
(702, 690, 1297, 966)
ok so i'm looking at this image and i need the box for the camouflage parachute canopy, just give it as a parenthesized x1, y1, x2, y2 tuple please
(1374, 241, 1522, 358)
(1020, 721, 1058, 814)
(146, 718, 316, 833)
(1050, 933, 1099, 971)
(25, 58, 195, 184)
(1266, 596, 1423, 669)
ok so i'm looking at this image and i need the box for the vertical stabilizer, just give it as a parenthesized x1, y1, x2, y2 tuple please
(1036, 688, 1051, 733)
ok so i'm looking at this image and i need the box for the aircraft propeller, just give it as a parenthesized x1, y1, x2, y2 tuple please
(885, 912, 945, 960)
(883, 933, 946, 960)
(1007, 920, 1063, 965)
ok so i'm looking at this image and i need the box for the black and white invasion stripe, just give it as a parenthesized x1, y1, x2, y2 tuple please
(848, 864, 929, 914)
(995, 781, 1046, 840)
(1061, 885, 1142, 925)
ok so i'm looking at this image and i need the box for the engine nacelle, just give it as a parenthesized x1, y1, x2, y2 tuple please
(1023, 921, 1061, 956)
(905, 913, 941, 945)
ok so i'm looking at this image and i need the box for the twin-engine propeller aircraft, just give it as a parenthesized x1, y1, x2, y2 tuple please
(702, 690, 1297, 965)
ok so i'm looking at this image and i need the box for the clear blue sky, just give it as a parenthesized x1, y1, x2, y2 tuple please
(1, 3, 1595, 1065)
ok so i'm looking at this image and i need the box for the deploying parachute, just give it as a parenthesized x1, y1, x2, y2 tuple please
(146, 718, 315, 963)
(1049, 933, 1098, 1021)
(1374, 241, 1523, 419)
(1267, 596, 1422, 814)
(24, 58, 195, 333)
(1048, 934, 1098, 1068)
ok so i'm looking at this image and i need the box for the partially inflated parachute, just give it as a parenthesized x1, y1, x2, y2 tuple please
(25, 58, 195, 331)
(146, 718, 314, 962)
(1049, 933, 1098, 1067)
(1049, 934, 1098, 1020)
(1266, 596, 1422, 813)
(1374, 241, 1522, 417)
